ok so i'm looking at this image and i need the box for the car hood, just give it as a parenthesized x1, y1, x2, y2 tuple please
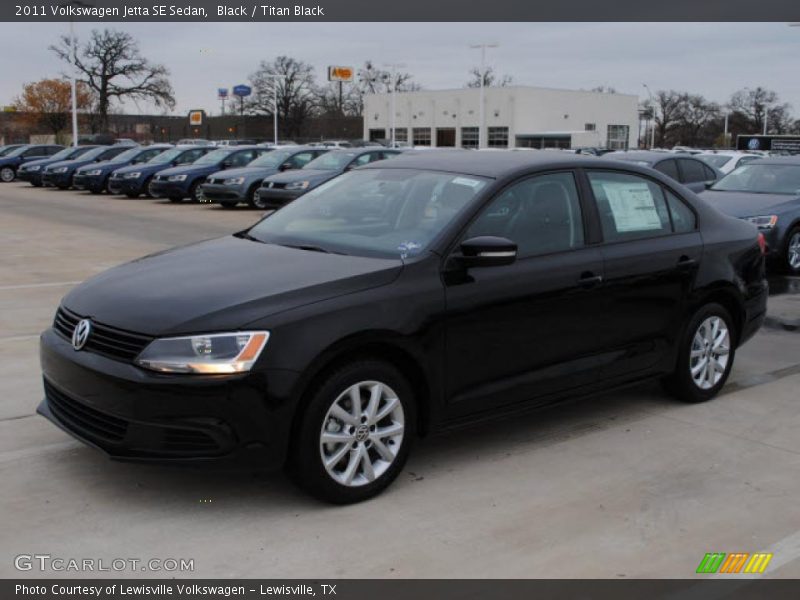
(699, 190, 800, 217)
(77, 159, 128, 173)
(62, 236, 403, 336)
(156, 164, 217, 177)
(208, 166, 279, 179)
(20, 157, 59, 170)
(264, 169, 337, 185)
(46, 158, 94, 171)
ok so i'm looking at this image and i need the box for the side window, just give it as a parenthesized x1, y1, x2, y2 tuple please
(290, 152, 314, 168)
(679, 158, 708, 183)
(352, 153, 374, 167)
(665, 190, 697, 233)
(587, 171, 672, 242)
(47, 146, 61, 156)
(23, 147, 44, 157)
(702, 164, 717, 181)
(465, 172, 584, 258)
(229, 150, 256, 167)
(654, 159, 679, 181)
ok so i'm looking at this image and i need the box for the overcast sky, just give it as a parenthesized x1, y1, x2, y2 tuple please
(1, 22, 799, 115)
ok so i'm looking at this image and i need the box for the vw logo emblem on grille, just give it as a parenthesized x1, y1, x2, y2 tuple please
(71, 319, 92, 350)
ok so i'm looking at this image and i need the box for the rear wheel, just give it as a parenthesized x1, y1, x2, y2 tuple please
(784, 227, 800, 274)
(663, 303, 736, 403)
(288, 360, 415, 504)
(0, 167, 16, 182)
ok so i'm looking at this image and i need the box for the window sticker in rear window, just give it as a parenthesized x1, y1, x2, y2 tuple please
(601, 181, 663, 233)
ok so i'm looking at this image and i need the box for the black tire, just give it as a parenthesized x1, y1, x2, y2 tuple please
(662, 303, 736, 403)
(783, 226, 800, 275)
(246, 184, 264, 209)
(142, 175, 155, 198)
(287, 359, 416, 504)
(188, 180, 202, 203)
(0, 166, 15, 182)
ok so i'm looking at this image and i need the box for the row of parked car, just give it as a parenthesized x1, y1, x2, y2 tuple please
(2, 140, 799, 274)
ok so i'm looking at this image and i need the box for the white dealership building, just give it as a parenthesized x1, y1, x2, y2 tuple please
(363, 86, 639, 150)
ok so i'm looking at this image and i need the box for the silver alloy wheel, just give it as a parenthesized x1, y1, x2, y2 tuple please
(0, 167, 14, 182)
(319, 380, 405, 487)
(788, 232, 800, 270)
(689, 316, 731, 390)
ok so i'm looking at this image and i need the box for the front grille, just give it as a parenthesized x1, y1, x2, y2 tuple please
(271, 182, 286, 189)
(44, 379, 128, 443)
(53, 306, 153, 362)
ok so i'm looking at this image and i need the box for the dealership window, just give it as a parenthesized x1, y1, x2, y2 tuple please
(587, 171, 672, 242)
(465, 172, 584, 258)
(606, 125, 630, 150)
(516, 135, 571, 149)
(585, 123, 596, 131)
(392, 128, 408, 143)
(461, 127, 479, 149)
(488, 127, 509, 148)
(413, 128, 432, 146)
(369, 129, 386, 142)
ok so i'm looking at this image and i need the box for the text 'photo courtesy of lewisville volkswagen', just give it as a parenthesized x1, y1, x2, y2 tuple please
(1, 1, 799, 594)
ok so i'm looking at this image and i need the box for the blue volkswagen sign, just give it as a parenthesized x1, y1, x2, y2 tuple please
(747, 138, 761, 150)
(232, 85, 252, 97)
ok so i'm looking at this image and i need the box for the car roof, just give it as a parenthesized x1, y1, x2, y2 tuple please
(605, 150, 689, 162)
(746, 156, 800, 166)
(359, 148, 608, 178)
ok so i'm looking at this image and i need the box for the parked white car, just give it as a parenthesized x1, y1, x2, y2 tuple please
(698, 151, 762, 174)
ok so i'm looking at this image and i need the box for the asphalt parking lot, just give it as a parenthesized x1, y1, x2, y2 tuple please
(1, 182, 799, 579)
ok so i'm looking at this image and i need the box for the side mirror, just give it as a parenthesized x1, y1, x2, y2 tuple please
(457, 236, 517, 268)
(221, 161, 232, 169)
(279, 162, 292, 171)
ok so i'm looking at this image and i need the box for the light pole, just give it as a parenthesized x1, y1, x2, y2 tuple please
(763, 108, 769, 135)
(642, 83, 655, 149)
(61, 1, 92, 146)
(383, 63, 406, 148)
(272, 75, 286, 146)
(469, 44, 498, 149)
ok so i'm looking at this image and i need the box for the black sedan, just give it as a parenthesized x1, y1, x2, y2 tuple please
(72, 144, 172, 194)
(604, 151, 722, 193)
(17, 146, 99, 187)
(253, 148, 403, 209)
(108, 145, 215, 198)
(38, 151, 766, 503)
(700, 156, 800, 273)
(0, 144, 63, 182)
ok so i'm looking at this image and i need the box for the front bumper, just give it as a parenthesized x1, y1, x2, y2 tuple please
(254, 187, 304, 208)
(42, 171, 73, 188)
(38, 328, 299, 469)
(72, 173, 105, 192)
(149, 180, 188, 199)
(108, 176, 143, 195)
(201, 183, 246, 204)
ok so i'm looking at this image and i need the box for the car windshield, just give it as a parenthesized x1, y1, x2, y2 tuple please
(248, 168, 490, 259)
(711, 164, 800, 195)
(303, 152, 357, 170)
(193, 148, 235, 165)
(698, 155, 731, 169)
(5, 146, 31, 157)
(47, 148, 79, 161)
(0, 146, 22, 157)
(147, 148, 183, 164)
(111, 147, 143, 162)
(248, 150, 293, 168)
(75, 146, 108, 161)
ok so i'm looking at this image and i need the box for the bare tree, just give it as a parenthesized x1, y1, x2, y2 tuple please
(50, 29, 175, 131)
(729, 87, 792, 134)
(347, 60, 421, 117)
(653, 90, 688, 147)
(465, 66, 513, 88)
(248, 56, 318, 137)
(677, 95, 720, 146)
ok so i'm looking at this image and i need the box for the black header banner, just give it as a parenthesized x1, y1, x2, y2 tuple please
(4, 0, 800, 22)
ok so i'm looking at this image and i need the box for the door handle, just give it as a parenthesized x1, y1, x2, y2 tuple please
(578, 272, 603, 287)
(677, 256, 697, 269)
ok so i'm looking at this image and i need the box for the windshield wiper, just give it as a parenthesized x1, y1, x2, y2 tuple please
(234, 231, 264, 243)
(278, 243, 346, 255)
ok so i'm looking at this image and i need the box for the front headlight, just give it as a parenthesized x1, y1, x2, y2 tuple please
(135, 331, 270, 374)
(224, 177, 245, 185)
(84, 169, 103, 176)
(52, 167, 68, 173)
(284, 181, 311, 191)
(27, 165, 41, 172)
(123, 172, 141, 179)
(743, 215, 778, 230)
(168, 174, 188, 182)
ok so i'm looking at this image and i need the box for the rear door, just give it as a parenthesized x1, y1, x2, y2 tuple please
(584, 169, 702, 380)
(677, 157, 716, 192)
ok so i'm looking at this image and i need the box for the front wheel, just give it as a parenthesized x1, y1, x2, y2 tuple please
(288, 360, 416, 504)
(0, 167, 16, 182)
(784, 227, 800, 274)
(188, 180, 203, 203)
(663, 303, 736, 403)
